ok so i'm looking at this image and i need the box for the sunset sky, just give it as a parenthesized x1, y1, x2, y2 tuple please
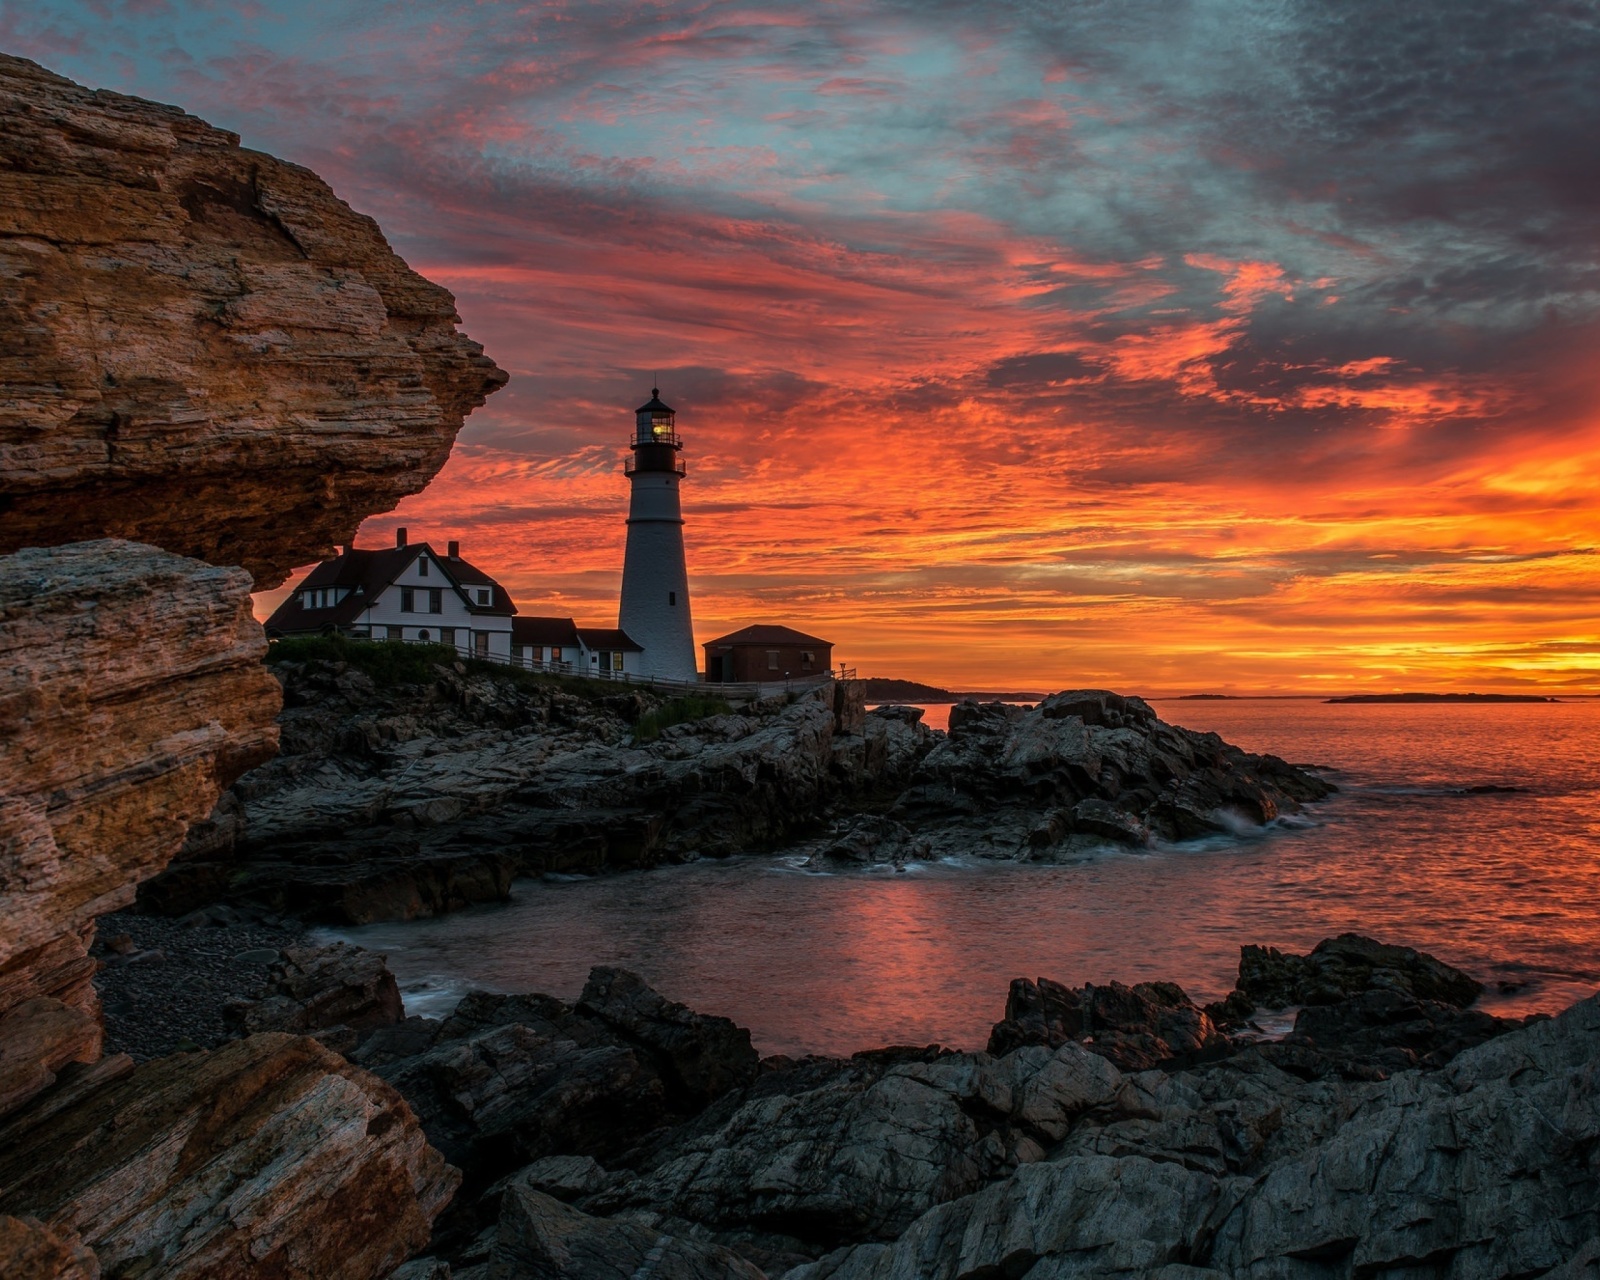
(11, 1, 1600, 692)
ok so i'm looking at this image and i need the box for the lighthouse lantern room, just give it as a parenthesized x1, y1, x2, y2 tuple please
(618, 388, 698, 680)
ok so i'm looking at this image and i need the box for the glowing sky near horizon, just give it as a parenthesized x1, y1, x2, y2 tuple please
(10, 1, 1600, 692)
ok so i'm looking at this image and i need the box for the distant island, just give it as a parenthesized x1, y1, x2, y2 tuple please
(1176, 693, 1238, 700)
(860, 677, 1046, 703)
(1326, 692, 1561, 704)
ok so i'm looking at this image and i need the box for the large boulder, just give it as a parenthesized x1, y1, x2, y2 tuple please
(492, 1184, 766, 1280)
(0, 53, 506, 588)
(0, 1033, 457, 1279)
(226, 941, 404, 1044)
(988, 975, 1225, 1071)
(1234, 932, 1484, 1009)
(577, 967, 760, 1109)
(895, 689, 1333, 857)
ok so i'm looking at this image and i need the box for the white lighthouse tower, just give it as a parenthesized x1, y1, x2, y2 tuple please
(619, 388, 698, 680)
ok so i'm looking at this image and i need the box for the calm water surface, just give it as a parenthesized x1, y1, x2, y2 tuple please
(329, 699, 1600, 1056)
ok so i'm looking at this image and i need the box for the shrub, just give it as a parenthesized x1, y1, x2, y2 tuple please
(633, 695, 733, 743)
(265, 634, 461, 686)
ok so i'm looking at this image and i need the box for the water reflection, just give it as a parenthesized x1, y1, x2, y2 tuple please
(330, 700, 1600, 1057)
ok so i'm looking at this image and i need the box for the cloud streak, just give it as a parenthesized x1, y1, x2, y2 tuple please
(10, 0, 1600, 690)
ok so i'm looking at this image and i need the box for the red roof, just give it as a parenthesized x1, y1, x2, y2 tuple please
(577, 626, 642, 652)
(704, 624, 832, 648)
(512, 616, 581, 648)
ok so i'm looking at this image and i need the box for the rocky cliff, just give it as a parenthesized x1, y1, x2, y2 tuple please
(0, 540, 280, 1114)
(0, 53, 507, 588)
(150, 668, 1333, 927)
(143, 651, 933, 923)
(0, 50, 505, 1278)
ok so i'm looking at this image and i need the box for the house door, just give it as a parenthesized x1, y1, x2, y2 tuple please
(474, 632, 489, 657)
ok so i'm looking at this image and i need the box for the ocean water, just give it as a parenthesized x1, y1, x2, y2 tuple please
(327, 698, 1600, 1057)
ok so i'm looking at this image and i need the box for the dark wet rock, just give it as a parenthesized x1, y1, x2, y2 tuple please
(788, 994, 1600, 1280)
(865, 704, 924, 726)
(576, 967, 761, 1110)
(894, 689, 1333, 858)
(492, 1184, 765, 1279)
(1233, 932, 1484, 1010)
(225, 940, 403, 1039)
(808, 815, 932, 867)
(1286, 987, 1526, 1068)
(154, 668, 935, 924)
(987, 976, 1226, 1071)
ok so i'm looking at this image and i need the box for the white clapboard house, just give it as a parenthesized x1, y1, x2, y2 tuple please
(265, 529, 516, 659)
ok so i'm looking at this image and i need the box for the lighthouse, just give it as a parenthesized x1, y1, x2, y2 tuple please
(619, 388, 698, 680)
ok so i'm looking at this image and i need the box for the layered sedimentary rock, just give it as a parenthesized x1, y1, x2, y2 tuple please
(0, 540, 280, 1113)
(0, 1032, 457, 1279)
(0, 53, 506, 587)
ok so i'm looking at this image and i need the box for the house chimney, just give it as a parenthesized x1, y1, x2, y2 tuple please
(448, 540, 460, 559)
(396, 527, 407, 548)
(342, 541, 354, 556)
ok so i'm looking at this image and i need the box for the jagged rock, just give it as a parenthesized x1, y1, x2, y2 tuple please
(0, 540, 280, 1114)
(589, 1041, 1125, 1251)
(0, 1032, 457, 1279)
(492, 1185, 765, 1279)
(157, 669, 936, 923)
(808, 816, 931, 867)
(1233, 932, 1483, 1010)
(375, 969, 762, 1216)
(577, 967, 760, 1110)
(1286, 986, 1523, 1069)
(782, 1155, 1224, 1280)
(987, 976, 1225, 1071)
(226, 940, 403, 1039)
(782, 993, 1600, 1280)
(1205, 995, 1600, 1276)
(895, 689, 1332, 858)
(0, 53, 506, 588)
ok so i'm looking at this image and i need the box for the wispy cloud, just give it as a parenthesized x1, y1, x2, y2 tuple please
(11, 0, 1600, 690)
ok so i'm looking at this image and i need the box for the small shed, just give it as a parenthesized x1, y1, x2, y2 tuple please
(703, 625, 833, 683)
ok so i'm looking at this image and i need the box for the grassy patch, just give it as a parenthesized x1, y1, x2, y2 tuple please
(266, 635, 462, 686)
(633, 695, 734, 743)
(267, 635, 648, 701)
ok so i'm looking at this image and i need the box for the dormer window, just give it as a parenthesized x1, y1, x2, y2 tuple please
(477, 588, 490, 605)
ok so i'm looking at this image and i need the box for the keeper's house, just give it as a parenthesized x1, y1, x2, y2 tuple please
(511, 617, 644, 677)
(264, 529, 516, 659)
(703, 624, 833, 683)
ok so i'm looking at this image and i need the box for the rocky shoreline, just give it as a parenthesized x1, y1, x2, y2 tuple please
(137, 648, 1336, 925)
(60, 928, 1599, 1279)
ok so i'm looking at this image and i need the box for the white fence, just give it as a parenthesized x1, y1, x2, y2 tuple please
(385, 636, 853, 701)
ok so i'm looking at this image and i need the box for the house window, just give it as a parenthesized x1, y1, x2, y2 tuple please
(400, 587, 414, 612)
(802, 651, 815, 667)
(591, 653, 599, 664)
(441, 628, 456, 646)
(477, 588, 490, 605)
(612, 652, 624, 671)
(418, 558, 429, 577)
(669, 591, 677, 606)
(474, 632, 489, 657)
(418, 629, 431, 642)
(551, 647, 562, 663)
(386, 626, 402, 641)
(767, 650, 780, 670)
(429, 589, 442, 614)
